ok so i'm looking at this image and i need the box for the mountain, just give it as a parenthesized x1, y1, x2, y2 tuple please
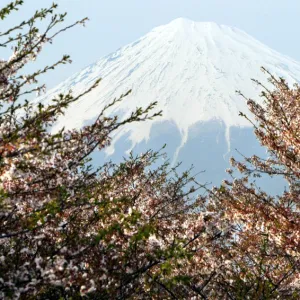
(39, 18, 300, 190)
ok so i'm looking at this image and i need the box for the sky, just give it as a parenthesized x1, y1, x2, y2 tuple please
(2, 0, 300, 89)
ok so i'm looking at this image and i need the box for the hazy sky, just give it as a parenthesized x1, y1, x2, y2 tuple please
(2, 0, 300, 89)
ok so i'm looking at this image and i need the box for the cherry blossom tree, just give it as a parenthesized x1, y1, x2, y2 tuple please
(204, 68, 300, 299)
(0, 2, 212, 299)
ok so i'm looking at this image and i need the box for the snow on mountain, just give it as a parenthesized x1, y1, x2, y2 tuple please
(39, 18, 300, 169)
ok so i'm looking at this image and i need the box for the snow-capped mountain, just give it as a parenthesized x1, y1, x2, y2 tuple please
(40, 18, 300, 190)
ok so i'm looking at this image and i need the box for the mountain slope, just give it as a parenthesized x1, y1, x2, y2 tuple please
(39, 18, 300, 188)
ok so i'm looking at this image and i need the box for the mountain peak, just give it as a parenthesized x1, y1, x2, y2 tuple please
(153, 19, 238, 40)
(41, 20, 300, 158)
(167, 17, 195, 27)
(167, 18, 219, 28)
